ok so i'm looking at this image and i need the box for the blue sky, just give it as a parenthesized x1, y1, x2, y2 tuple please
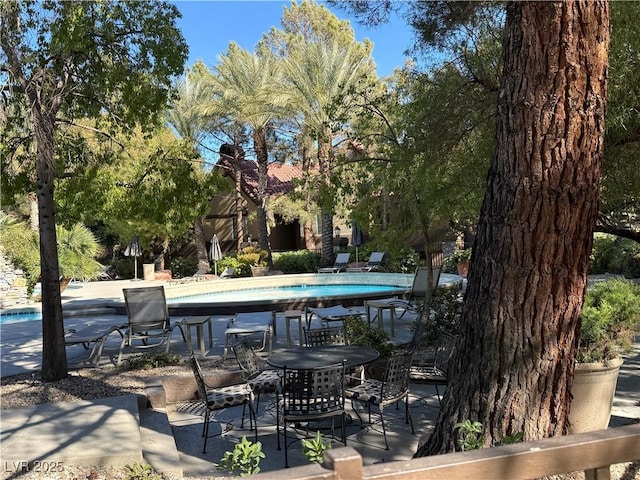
(172, 1, 415, 78)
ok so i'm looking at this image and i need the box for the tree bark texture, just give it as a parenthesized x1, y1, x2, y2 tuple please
(34, 110, 68, 382)
(318, 131, 335, 265)
(193, 217, 209, 272)
(417, 1, 609, 455)
(253, 126, 273, 266)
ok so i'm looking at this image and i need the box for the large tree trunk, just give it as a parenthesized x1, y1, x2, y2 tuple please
(193, 217, 209, 272)
(318, 130, 335, 265)
(417, 1, 609, 454)
(34, 110, 68, 382)
(254, 126, 272, 265)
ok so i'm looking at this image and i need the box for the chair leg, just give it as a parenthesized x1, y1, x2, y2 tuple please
(116, 336, 128, 365)
(406, 395, 415, 434)
(350, 399, 365, 427)
(284, 419, 289, 468)
(379, 405, 389, 450)
(202, 409, 211, 453)
(276, 405, 281, 450)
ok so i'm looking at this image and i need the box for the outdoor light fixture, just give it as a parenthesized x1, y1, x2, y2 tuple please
(334, 226, 341, 238)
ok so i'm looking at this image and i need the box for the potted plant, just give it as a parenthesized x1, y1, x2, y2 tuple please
(237, 246, 270, 276)
(569, 279, 640, 433)
(451, 248, 472, 277)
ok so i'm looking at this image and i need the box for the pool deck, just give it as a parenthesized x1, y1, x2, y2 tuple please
(1, 278, 638, 478)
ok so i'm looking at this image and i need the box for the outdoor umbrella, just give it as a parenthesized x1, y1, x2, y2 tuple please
(351, 222, 364, 263)
(209, 234, 223, 276)
(124, 235, 143, 280)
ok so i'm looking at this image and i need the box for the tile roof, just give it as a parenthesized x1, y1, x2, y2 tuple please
(217, 156, 303, 204)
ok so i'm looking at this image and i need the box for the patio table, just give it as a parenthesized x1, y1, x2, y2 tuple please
(267, 345, 379, 370)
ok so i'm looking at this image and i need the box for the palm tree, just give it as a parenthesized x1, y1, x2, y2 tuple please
(165, 70, 218, 272)
(208, 43, 283, 264)
(283, 40, 373, 264)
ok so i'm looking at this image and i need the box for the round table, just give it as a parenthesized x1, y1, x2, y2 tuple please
(266, 345, 379, 370)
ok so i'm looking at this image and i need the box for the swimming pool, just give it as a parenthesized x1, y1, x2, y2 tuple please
(0, 310, 42, 325)
(2, 272, 463, 321)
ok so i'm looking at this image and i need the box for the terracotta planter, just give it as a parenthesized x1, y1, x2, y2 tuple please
(456, 262, 469, 277)
(568, 356, 623, 434)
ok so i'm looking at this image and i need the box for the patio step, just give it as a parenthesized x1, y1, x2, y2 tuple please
(139, 406, 183, 478)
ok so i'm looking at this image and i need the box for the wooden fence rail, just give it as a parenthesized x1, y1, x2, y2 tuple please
(253, 424, 639, 480)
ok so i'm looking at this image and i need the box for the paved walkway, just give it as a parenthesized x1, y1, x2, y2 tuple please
(1, 279, 638, 478)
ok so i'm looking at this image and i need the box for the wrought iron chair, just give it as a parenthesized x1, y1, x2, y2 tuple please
(189, 352, 256, 453)
(232, 339, 281, 410)
(304, 325, 348, 347)
(409, 331, 457, 404)
(277, 361, 347, 468)
(346, 350, 415, 450)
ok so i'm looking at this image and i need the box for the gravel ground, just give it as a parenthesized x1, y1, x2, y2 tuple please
(0, 358, 231, 480)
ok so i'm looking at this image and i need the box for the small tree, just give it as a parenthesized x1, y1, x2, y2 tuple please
(1, 1, 187, 381)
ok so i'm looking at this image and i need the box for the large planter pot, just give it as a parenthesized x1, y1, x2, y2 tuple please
(456, 262, 469, 277)
(568, 356, 623, 434)
(251, 266, 269, 277)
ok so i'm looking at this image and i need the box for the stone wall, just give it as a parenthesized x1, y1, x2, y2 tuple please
(0, 249, 30, 308)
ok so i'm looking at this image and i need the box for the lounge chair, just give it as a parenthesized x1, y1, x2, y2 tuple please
(65, 323, 125, 365)
(346, 251, 385, 272)
(305, 304, 366, 329)
(117, 286, 186, 365)
(364, 266, 440, 336)
(223, 311, 275, 360)
(317, 252, 351, 273)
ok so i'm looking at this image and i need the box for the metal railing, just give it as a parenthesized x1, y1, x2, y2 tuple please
(253, 424, 639, 480)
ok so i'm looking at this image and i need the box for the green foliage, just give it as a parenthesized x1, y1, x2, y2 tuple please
(455, 420, 484, 451)
(237, 246, 269, 268)
(301, 431, 332, 464)
(589, 234, 640, 278)
(495, 431, 524, 446)
(272, 250, 321, 273)
(123, 462, 162, 480)
(386, 247, 421, 274)
(578, 279, 640, 363)
(0, 218, 102, 290)
(423, 286, 463, 343)
(0, 216, 40, 293)
(124, 353, 182, 371)
(345, 316, 394, 357)
(216, 436, 265, 477)
(217, 256, 247, 277)
(111, 257, 136, 280)
(450, 248, 472, 263)
(169, 256, 200, 279)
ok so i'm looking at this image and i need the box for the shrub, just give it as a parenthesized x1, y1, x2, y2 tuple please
(301, 431, 332, 464)
(237, 245, 269, 269)
(344, 316, 394, 357)
(578, 279, 640, 363)
(124, 462, 162, 480)
(216, 436, 265, 477)
(589, 234, 640, 278)
(423, 286, 464, 343)
(123, 353, 182, 370)
(169, 255, 199, 279)
(272, 250, 320, 273)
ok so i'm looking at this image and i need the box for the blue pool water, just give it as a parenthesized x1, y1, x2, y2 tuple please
(169, 284, 405, 304)
(0, 311, 42, 325)
(0, 283, 407, 324)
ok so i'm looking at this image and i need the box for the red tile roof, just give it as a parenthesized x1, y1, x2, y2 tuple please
(217, 156, 303, 204)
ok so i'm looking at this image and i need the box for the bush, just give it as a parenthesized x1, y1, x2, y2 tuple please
(272, 250, 320, 273)
(169, 255, 199, 279)
(423, 286, 464, 343)
(387, 247, 420, 274)
(589, 234, 640, 278)
(579, 279, 640, 362)
(344, 316, 394, 357)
